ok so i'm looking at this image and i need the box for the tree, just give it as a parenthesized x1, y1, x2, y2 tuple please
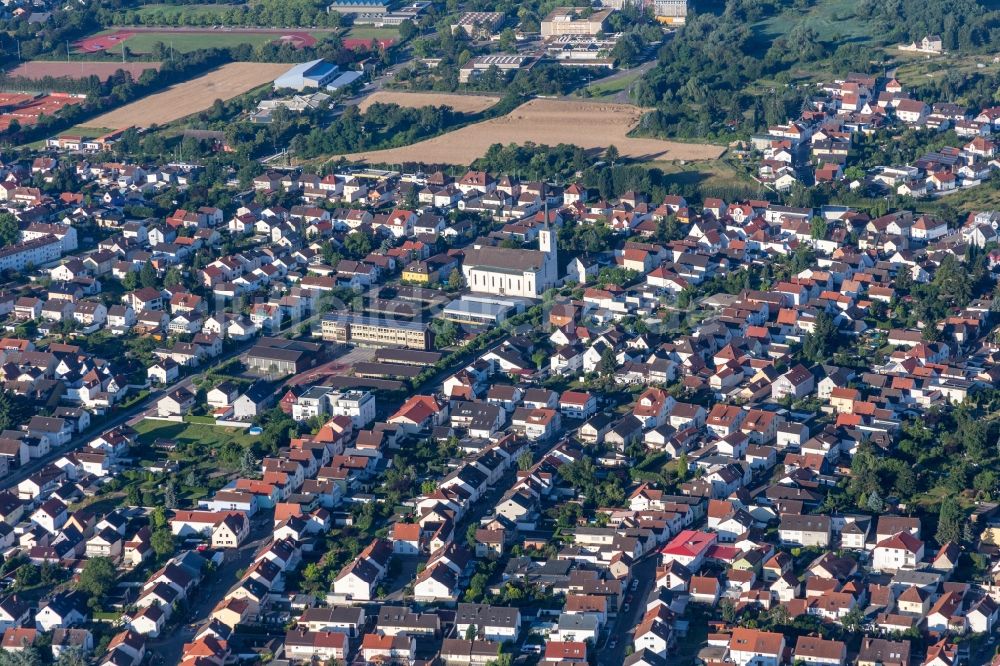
(810, 215, 828, 240)
(517, 451, 534, 471)
(0, 647, 42, 666)
(14, 564, 39, 589)
(598, 346, 617, 376)
(0, 389, 28, 432)
(604, 145, 620, 166)
(125, 484, 142, 507)
(121, 270, 139, 292)
(866, 489, 884, 513)
(936, 497, 964, 545)
(719, 599, 737, 623)
(841, 605, 865, 633)
(344, 230, 374, 259)
(447, 268, 464, 290)
(163, 482, 177, 509)
(431, 318, 457, 347)
(398, 19, 417, 40)
(531, 349, 548, 370)
(0, 213, 19, 246)
(77, 557, 116, 599)
(139, 261, 157, 289)
(464, 623, 477, 640)
(240, 449, 259, 478)
(151, 528, 175, 558)
(164, 267, 184, 288)
(302, 562, 323, 589)
(150, 506, 168, 530)
(55, 648, 88, 666)
(802, 311, 837, 362)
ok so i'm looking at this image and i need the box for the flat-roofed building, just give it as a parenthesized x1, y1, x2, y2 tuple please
(246, 337, 323, 375)
(321, 313, 432, 350)
(459, 55, 534, 84)
(652, 0, 687, 24)
(442, 294, 529, 326)
(540, 7, 614, 38)
(450, 11, 505, 37)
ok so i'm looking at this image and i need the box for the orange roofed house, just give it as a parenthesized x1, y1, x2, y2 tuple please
(729, 628, 785, 666)
(388, 395, 448, 433)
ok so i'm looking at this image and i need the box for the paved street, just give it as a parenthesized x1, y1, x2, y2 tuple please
(598, 554, 657, 666)
(146, 515, 273, 664)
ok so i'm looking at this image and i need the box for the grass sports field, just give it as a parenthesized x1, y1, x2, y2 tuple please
(88, 61, 289, 128)
(344, 26, 399, 41)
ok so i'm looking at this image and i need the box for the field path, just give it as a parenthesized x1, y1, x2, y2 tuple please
(88, 62, 290, 128)
(339, 98, 724, 165)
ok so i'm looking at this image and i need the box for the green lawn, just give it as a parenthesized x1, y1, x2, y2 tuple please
(133, 417, 257, 450)
(640, 159, 761, 193)
(130, 418, 258, 503)
(581, 70, 642, 99)
(66, 125, 116, 136)
(894, 51, 1000, 90)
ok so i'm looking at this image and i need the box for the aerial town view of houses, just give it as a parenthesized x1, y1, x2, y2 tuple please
(3, 0, 1000, 665)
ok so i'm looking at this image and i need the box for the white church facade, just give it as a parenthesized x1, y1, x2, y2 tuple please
(461, 228, 558, 298)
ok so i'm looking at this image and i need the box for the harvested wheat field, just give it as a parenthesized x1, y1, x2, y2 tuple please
(358, 91, 500, 114)
(341, 99, 724, 165)
(89, 62, 290, 128)
(10, 60, 162, 82)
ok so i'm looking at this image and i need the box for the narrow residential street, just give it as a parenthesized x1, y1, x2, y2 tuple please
(146, 515, 273, 665)
(598, 554, 657, 666)
(0, 298, 349, 493)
